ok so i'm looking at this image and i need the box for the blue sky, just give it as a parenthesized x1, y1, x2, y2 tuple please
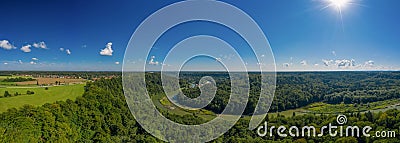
(0, 0, 399, 71)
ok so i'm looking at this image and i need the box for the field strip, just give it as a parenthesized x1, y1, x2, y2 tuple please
(4, 86, 43, 89)
(3, 84, 84, 89)
(0, 84, 85, 113)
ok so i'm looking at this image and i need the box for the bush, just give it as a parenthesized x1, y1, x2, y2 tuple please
(3, 91, 11, 97)
(27, 90, 35, 95)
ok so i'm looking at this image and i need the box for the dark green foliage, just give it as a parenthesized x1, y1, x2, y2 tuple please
(0, 72, 399, 142)
(27, 90, 35, 95)
(0, 78, 142, 142)
(1, 90, 35, 99)
(3, 91, 11, 97)
(178, 71, 400, 113)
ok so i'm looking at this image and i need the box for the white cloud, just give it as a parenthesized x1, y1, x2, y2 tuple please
(148, 56, 159, 65)
(221, 54, 235, 60)
(32, 41, 47, 49)
(21, 45, 32, 53)
(66, 49, 71, 55)
(277, 58, 393, 71)
(283, 63, 290, 67)
(300, 60, 307, 66)
(60, 48, 71, 55)
(32, 43, 38, 48)
(322, 59, 356, 68)
(4, 62, 8, 65)
(115, 62, 120, 65)
(322, 59, 334, 66)
(100, 42, 113, 56)
(32, 58, 39, 61)
(30, 61, 37, 65)
(0, 40, 16, 50)
(335, 59, 356, 68)
(364, 60, 374, 66)
(18, 60, 23, 64)
(281, 57, 294, 68)
(261, 54, 265, 57)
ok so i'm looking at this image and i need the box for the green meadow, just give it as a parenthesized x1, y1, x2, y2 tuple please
(153, 94, 216, 121)
(0, 84, 85, 112)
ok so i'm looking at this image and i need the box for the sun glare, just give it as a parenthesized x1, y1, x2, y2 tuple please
(321, 0, 356, 31)
(329, 0, 350, 10)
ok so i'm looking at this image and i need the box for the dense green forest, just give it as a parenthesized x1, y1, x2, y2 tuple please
(178, 71, 400, 114)
(0, 72, 399, 142)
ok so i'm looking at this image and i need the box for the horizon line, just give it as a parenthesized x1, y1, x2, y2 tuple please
(1, 70, 400, 72)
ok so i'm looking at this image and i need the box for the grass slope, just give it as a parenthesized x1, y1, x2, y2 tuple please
(267, 99, 400, 118)
(0, 84, 85, 112)
(152, 94, 216, 121)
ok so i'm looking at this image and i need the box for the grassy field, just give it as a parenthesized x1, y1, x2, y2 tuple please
(0, 75, 23, 79)
(16, 77, 86, 85)
(266, 99, 400, 117)
(268, 108, 308, 118)
(305, 99, 400, 114)
(0, 75, 32, 80)
(0, 75, 86, 86)
(152, 94, 216, 121)
(0, 84, 85, 113)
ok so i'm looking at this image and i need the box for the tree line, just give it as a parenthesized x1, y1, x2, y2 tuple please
(1, 90, 35, 98)
(1, 77, 35, 82)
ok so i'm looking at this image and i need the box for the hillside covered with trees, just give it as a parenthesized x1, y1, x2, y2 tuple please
(0, 72, 399, 142)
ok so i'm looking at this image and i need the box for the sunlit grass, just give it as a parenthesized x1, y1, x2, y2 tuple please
(0, 84, 85, 113)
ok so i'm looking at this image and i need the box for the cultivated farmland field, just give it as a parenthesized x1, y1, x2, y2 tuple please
(0, 84, 85, 112)
(16, 77, 86, 85)
(0, 75, 32, 86)
(0, 75, 86, 86)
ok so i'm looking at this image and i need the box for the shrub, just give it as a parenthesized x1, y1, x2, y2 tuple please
(4, 91, 11, 97)
(27, 90, 35, 95)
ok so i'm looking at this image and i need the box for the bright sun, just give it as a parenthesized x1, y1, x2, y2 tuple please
(324, 0, 352, 22)
(322, 0, 360, 30)
(329, 0, 350, 10)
